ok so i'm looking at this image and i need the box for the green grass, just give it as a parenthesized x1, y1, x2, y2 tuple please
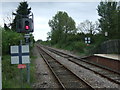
(51, 42, 93, 57)
(2, 55, 37, 88)
(29, 55, 37, 87)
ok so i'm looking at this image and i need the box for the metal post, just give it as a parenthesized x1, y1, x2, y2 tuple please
(27, 63, 30, 84)
(20, 40, 23, 88)
(20, 68, 23, 88)
(105, 32, 108, 54)
(13, 12, 33, 86)
(24, 34, 30, 84)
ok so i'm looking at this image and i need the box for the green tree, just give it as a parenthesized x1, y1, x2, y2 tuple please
(4, 23, 10, 30)
(11, 1, 31, 31)
(2, 29, 24, 55)
(77, 20, 100, 35)
(115, 1, 120, 38)
(48, 11, 76, 45)
(97, 1, 119, 39)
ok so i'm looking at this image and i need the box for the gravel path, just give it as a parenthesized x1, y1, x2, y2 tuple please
(43, 47, 120, 89)
(32, 46, 60, 88)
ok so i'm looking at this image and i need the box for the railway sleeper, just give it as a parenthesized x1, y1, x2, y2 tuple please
(55, 71, 72, 75)
(108, 75, 120, 79)
(51, 66, 66, 70)
(98, 71, 112, 74)
(63, 81, 88, 88)
(89, 67, 104, 71)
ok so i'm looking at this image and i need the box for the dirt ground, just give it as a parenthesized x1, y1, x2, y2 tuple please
(32, 45, 60, 88)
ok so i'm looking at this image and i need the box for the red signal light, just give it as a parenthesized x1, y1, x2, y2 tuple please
(25, 25, 29, 30)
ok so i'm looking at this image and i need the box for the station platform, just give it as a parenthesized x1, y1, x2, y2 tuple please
(94, 54, 120, 61)
(82, 54, 120, 72)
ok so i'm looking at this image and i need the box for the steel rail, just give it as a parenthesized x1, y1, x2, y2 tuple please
(41, 45, 120, 85)
(37, 45, 95, 89)
(44, 45, 120, 74)
(68, 58, 120, 85)
(38, 49, 66, 89)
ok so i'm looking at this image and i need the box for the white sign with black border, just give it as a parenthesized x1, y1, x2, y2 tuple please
(11, 45, 30, 64)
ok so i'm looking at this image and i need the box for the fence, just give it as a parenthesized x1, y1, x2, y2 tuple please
(92, 39, 120, 54)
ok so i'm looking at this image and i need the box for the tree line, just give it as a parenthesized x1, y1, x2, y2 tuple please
(2, 1, 120, 54)
(44, 1, 120, 53)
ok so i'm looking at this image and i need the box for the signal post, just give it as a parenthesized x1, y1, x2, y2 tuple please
(11, 12, 34, 86)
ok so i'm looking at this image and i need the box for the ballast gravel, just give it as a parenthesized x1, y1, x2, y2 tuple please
(32, 46, 60, 88)
(43, 47, 120, 89)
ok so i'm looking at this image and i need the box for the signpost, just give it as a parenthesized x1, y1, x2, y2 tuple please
(11, 12, 34, 88)
(85, 37, 91, 45)
(18, 64, 26, 69)
(11, 45, 30, 64)
(24, 34, 30, 84)
(10, 44, 30, 88)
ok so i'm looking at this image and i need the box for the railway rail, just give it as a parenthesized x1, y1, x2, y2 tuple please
(40, 45, 120, 86)
(37, 45, 95, 89)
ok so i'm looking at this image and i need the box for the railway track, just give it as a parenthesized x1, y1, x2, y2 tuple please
(37, 45, 95, 89)
(40, 45, 120, 86)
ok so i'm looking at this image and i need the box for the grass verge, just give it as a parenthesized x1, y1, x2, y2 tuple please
(2, 55, 36, 88)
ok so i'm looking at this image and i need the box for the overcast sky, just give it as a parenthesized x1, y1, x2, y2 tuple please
(0, 1, 106, 41)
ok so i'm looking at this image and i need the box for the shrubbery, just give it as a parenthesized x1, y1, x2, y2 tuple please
(1, 28, 35, 88)
(73, 41, 86, 52)
(2, 29, 24, 55)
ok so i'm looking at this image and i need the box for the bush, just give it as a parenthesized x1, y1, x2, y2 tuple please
(2, 55, 35, 88)
(72, 41, 86, 53)
(2, 29, 24, 55)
